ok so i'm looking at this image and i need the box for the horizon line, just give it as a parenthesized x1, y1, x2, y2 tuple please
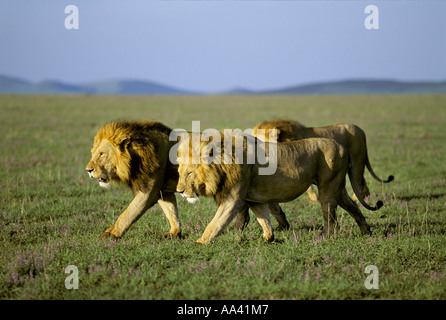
(1, 73, 446, 95)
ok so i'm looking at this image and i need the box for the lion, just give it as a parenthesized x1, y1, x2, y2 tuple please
(85, 120, 182, 239)
(176, 131, 383, 244)
(253, 119, 394, 202)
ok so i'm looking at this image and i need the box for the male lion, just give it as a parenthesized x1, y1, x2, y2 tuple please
(176, 132, 383, 244)
(85, 120, 182, 239)
(253, 119, 394, 202)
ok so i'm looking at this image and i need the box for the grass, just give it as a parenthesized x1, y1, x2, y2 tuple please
(1, 94, 446, 300)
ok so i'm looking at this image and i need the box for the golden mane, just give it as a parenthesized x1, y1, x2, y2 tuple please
(177, 131, 243, 203)
(253, 118, 306, 142)
(93, 120, 172, 193)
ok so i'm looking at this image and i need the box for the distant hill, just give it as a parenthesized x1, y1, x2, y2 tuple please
(225, 79, 446, 95)
(0, 75, 196, 95)
(0, 75, 37, 93)
(78, 80, 195, 95)
(1, 74, 446, 95)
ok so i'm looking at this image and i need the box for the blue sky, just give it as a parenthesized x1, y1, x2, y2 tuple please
(0, 0, 445, 92)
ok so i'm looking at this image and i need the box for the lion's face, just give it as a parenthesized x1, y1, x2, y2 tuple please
(176, 163, 204, 204)
(86, 138, 121, 188)
(176, 135, 225, 203)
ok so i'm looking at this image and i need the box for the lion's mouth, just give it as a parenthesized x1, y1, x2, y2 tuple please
(180, 191, 199, 203)
(87, 171, 108, 184)
(98, 177, 110, 188)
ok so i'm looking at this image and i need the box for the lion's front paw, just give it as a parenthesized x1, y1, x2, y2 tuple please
(195, 237, 208, 245)
(163, 231, 183, 239)
(100, 226, 121, 239)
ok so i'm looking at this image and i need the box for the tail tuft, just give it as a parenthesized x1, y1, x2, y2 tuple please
(376, 200, 384, 209)
(386, 175, 395, 183)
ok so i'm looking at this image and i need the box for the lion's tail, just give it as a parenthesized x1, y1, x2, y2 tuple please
(348, 153, 383, 211)
(365, 153, 394, 183)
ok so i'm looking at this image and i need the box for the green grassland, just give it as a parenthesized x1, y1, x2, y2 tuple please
(1, 94, 445, 300)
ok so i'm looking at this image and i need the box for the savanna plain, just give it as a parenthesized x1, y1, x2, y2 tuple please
(1, 94, 445, 300)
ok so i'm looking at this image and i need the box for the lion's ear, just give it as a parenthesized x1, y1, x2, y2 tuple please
(119, 138, 131, 152)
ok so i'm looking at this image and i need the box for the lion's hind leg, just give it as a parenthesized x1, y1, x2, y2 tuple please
(268, 203, 290, 230)
(319, 200, 339, 238)
(317, 186, 341, 238)
(231, 206, 250, 230)
(351, 176, 371, 202)
(248, 202, 274, 242)
(338, 188, 371, 235)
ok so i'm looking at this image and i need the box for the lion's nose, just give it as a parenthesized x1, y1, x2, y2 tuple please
(86, 168, 94, 177)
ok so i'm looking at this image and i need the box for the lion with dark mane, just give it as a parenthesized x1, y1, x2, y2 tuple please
(86, 120, 182, 239)
(176, 131, 383, 244)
